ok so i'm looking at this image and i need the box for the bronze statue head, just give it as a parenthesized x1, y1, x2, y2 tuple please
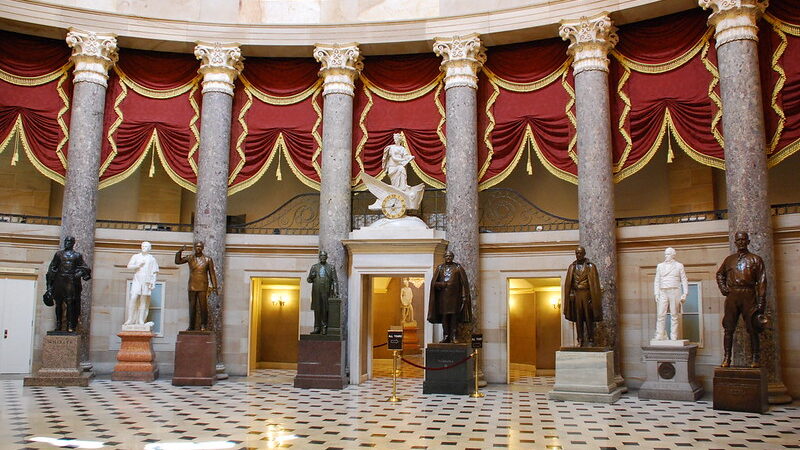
(444, 250, 454, 263)
(194, 241, 204, 256)
(319, 251, 328, 264)
(734, 231, 750, 253)
(575, 246, 586, 262)
(63, 236, 75, 250)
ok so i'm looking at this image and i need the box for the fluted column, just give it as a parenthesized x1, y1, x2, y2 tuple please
(313, 43, 362, 306)
(62, 29, 118, 370)
(433, 34, 485, 339)
(193, 42, 243, 378)
(559, 14, 623, 381)
(699, 0, 790, 404)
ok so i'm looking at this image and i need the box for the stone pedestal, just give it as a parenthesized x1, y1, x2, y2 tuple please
(172, 331, 217, 386)
(402, 326, 421, 354)
(649, 339, 689, 347)
(294, 335, 347, 389)
(548, 348, 624, 403)
(422, 343, 474, 395)
(713, 367, 768, 413)
(24, 333, 90, 387)
(638, 344, 703, 401)
(112, 331, 158, 382)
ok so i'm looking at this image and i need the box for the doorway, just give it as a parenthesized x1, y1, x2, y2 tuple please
(0, 276, 36, 374)
(248, 277, 300, 373)
(507, 277, 562, 384)
(366, 275, 426, 379)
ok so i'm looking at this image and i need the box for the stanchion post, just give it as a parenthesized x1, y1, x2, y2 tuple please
(386, 329, 403, 402)
(470, 333, 484, 398)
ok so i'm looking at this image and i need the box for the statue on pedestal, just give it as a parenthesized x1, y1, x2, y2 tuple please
(716, 231, 767, 368)
(44, 236, 92, 333)
(653, 247, 689, 341)
(175, 241, 217, 331)
(563, 246, 602, 347)
(307, 251, 338, 335)
(400, 278, 416, 326)
(123, 241, 159, 329)
(427, 250, 472, 343)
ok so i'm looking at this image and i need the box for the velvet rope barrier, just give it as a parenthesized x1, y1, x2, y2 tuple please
(400, 353, 474, 371)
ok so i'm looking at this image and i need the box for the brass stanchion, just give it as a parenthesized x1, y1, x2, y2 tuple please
(386, 349, 402, 402)
(470, 348, 484, 398)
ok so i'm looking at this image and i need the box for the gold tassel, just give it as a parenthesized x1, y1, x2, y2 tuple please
(148, 142, 156, 177)
(666, 131, 675, 163)
(526, 142, 533, 175)
(276, 150, 282, 181)
(11, 132, 20, 166)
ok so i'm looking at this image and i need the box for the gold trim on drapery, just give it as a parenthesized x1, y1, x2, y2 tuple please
(114, 66, 199, 99)
(763, 13, 800, 167)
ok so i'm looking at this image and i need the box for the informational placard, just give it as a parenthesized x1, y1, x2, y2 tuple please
(388, 330, 404, 350)
(471, 334, 483, 349)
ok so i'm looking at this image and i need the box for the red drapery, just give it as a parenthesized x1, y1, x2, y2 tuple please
(761, 0, 800, 166)
(480, 38, 576, 185)
(230, 57, 322, 192)
(101, 48, 200, 189)
(353, 53, 445, 187)
(609, 9, 724, 182)
(0, 30, 72, 183)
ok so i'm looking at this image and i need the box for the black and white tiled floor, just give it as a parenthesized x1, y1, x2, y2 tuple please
(2, 370, 799, 450)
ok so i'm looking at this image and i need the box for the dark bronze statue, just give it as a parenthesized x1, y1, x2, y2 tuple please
(44, 236, 92, 333)
(563, 246, 603, 347)
(307, 251, 338, 335)
(175, 241, 218, 331)
(427, 250, 472, 343)
(716, 231, 767, 368)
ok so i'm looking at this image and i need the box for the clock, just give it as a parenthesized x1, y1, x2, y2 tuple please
(381, 193, 407, 219)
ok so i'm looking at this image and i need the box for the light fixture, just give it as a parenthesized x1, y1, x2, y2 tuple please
(551, 295, 561, 310)
(271, 294, 286, 307)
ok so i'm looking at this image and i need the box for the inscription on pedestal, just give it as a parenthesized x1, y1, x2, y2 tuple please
(713, 367, 768, 413)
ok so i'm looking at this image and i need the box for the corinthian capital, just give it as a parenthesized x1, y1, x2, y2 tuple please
(65, 29, 118, 87)
(433, 34, 486, 90)
(194, 42, 244, 96)
(559, 13, 618, 75)
(313, 43, 363, 97)
(699, 0, 767, 48)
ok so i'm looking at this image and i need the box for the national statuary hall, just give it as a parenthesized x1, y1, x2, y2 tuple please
(0, 0, 799, 448)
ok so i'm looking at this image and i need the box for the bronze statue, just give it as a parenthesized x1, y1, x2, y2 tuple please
(427, 250, 472, 343)
(563, 246, 602, 347)
(307, 251, 338, 335)
(44, 236, 92, 333)
(175, 241, 218, 331)
(716, 231, 767, 368)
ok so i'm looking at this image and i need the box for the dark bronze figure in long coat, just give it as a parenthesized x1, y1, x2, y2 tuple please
(427, 250, 472, 343)
(44, 236, 92, 333)
(563, 246, 602, 347)
(307, 251, 338, 335)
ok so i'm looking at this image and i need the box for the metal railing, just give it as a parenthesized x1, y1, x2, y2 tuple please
(2, 200, 798, 235)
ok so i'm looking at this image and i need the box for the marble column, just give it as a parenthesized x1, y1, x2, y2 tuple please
(559, 15, 623, 381)
(193, 42, 243, 378)
(62, 29, 118, 370)
(433, 35, 485, 341)
(313, 44, 362, 306)
(699, 0, 791, 404)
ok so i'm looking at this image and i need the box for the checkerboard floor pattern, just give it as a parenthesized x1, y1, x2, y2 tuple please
(2, 371, 799, 449)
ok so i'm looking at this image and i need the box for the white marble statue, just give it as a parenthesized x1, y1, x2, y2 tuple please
(654, 247, 688, 341)
(400, 278, 416, 326)
(123, 241, 159, 330)
(362, 132, 425, 212)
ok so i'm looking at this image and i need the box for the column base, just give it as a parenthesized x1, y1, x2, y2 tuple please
(768, 381, 793, 405)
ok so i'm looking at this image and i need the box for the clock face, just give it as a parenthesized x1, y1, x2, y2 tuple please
(382, 194, 406, 219)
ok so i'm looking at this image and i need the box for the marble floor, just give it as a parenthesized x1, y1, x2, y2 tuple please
(1, 369, 799, 450)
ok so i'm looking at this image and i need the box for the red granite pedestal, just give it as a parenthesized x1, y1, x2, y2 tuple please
(172, 331, 217, 386)
(294, 335, 347, 389)
(112, 330, 159, 382)
(24, 333, 90, 387)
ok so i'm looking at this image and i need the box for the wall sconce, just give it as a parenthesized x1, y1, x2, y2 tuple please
(551, 296, 561, 310)
(271, 295, 286, 307)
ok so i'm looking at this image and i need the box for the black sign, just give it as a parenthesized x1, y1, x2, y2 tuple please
(388, 330, 404, 350)
(471, 334, 483, 349)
